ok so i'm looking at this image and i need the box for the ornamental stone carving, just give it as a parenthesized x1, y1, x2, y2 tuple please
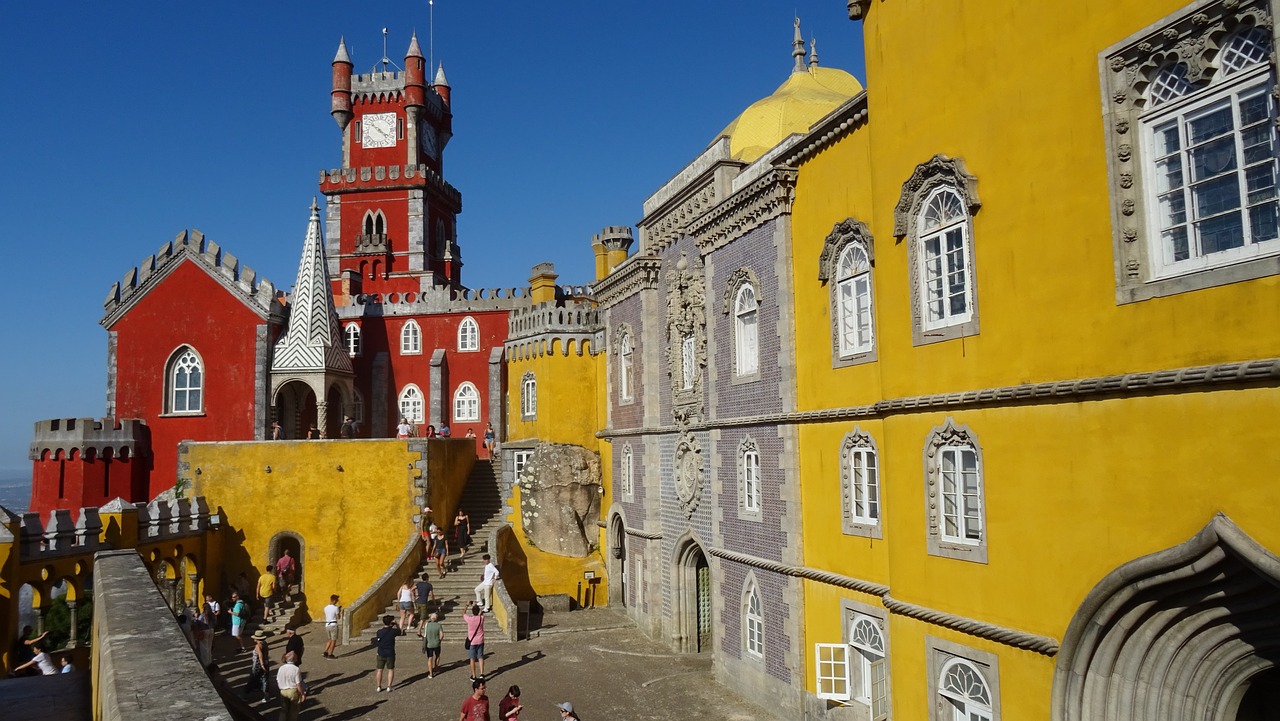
(893, 155, 982, 238)
(721, 267, 761, 316)
(817, 218, 875, 283)
(666, 252, 707, 425)
(674, 433, 704, 518)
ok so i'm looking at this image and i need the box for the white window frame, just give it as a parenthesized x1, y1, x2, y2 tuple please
(734, 284, 759, 377)
(837, 244, 875, 358)
(400, 320, 422, 355)
(398, 384, 424, 424)
(520, 372, 537, 420)
(743, 579, 765, 659)
(620, 444, 634, 498)
(167, 347, 204, 414)
(512, 449, 533, 479)
(840, 428, 881, 538)
(618, 331, 634, 403)
(917, 187, 975, 332)
(344, 323, 362, 357)
(681, 334, 696, 390)
(738, 439, 762, 518)
(850, 614, 888, 720)
(938, 659, 993, 721)
(815, 643, 852, 701)
(923, 418, 987, 563)
(453, 382, 480, 422)
(458, 316, 480, 352)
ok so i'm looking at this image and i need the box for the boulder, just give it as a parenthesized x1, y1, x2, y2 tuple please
(518, 443, 602, 557)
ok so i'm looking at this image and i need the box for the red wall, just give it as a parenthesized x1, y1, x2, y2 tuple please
(29, 448, 147, 518)
(110, 261, 270, 498)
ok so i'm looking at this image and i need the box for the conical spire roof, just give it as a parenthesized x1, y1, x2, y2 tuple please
(406, 33, 424, 59)
(334, 37, 352, 65)
(434, 63, 449, 87)
(270, 199, 353, 375)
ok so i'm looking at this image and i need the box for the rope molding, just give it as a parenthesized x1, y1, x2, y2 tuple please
(598, 357, 1280, 438)
(624, 526, 663, 540)
(708, 546, 1058, 655)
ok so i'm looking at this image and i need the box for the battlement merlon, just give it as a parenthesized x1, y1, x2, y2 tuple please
(507, 298, 602, 342)
(101, 229, 282, 328)
(319, 165, 462, 210)
(594, 226, 635, 253)
(29, 417, 150, 460)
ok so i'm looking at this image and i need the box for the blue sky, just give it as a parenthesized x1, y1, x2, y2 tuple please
(0, 2, 866, 477)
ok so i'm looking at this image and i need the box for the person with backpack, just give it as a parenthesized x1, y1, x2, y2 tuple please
(229, 592, 249, 651)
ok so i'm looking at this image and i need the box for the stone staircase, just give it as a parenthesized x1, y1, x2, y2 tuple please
(357, 457, 508, 648)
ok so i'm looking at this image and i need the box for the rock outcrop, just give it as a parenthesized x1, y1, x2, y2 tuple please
(518, 443, 601, 557)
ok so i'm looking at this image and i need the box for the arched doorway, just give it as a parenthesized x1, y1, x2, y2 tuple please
(274, 381, 317, 439)
(1052, 514, 1280, 721)
(673, 536, 712, 653)
(325, 384, 345, 438)
(268, 531, 305, 594)
(608, 513, 627, 608)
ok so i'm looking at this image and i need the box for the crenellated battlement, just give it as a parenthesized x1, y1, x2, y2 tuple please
(507, 298, 601, 339)
(7, 496, 213, 562)
(351, 70, 405, 95)
(29, 417, 149, 461)
(594, 225, 635, 252)
(102, 229, 280, 327)
(320, 164, 461, 207)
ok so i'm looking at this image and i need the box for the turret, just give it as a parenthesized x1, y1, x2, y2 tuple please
(529, 263, 560, 304)
(433, 63, 451, 107)
(597, 226, 634, 275)
(331, 37, 354, 130)
(404, 34, 426, 109)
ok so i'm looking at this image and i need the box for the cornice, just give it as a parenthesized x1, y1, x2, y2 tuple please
(593, 255, 662, 308)
(776, 92, 869, 168)
(688, 167, 798, 252)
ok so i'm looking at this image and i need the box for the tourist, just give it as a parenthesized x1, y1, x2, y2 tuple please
(59, 656, 75, 673)
(193, 608, 214, 668)
(229, 592, 249, 651)
(275, 550, 297, 597)
(322, 594, 342, 659)
(465, 427, 476, 439)
(498, 685, 523, 720)
(271, 421, 282, 440)
(419, 612, 445, 678)
(483, 423, 496, 460)
(11, 643, 57, 675)
(459, 678, 489, 721)
(434, 529, 450, 578)
(11, 626, 45, 671)
(246, 630, 271, 702)
(340, 415, 356, 438)
(204, 594, 221, 630)
(258, 565, 278, 622)
(372, 614, 398, 692)
(464, 603, 486, 680)
(475, 554, 500, 612)
(397, 580, 415, 630)
(396, 417, 413, 439)
(307, 424, 320, 439)
(556, 701, 580, 720)
(439, 422, 452, 437)
(282, 625, 304, 666)
(414, 576, 435, 629)
(454, 507, 473, 557)
(276, 650, 306, 721)
(425, 424, 437, 438)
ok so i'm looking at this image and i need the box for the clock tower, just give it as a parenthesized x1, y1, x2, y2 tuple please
(321, 33, 461, 299)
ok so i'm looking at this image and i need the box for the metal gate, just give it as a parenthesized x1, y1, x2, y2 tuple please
(696, 559, 711, 651)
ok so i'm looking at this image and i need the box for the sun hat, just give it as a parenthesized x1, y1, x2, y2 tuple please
(556, 702, 574, 713)
(251, 630, 267, 641)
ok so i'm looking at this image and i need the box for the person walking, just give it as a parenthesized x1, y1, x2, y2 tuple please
(246, 630, 271, 702)
(482, 423, 496, 460)
(396, 417, 413, 439)
(397, 580, 415, 630)
(475, 554, 500, 612)
(414, 576, 435, 629)
(275, 550, 297, 598)
(205, 594, 222, 630)
(556, 702, 581, 721)
(454, 508, 472, 557)
(276, 651, 306, 721)
(282, 625, 304, 667)
(258, 565, 278, 623)
(372, 615, 399, 692)
(419, 612, 445, 678)
(498, 685, 523, 720)
(463, 603, 486, 680)
(229, 592, 249, 651)
(459, 678, 490, 721)
(322, 594, 342, 659)
(434, 529, 451, 578)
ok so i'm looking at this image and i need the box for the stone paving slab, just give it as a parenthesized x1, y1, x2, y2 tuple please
(212, 609, 776, 721)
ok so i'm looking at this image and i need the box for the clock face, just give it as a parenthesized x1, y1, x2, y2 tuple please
(361, 112, 397, 148)
(420, 124, 438, 161)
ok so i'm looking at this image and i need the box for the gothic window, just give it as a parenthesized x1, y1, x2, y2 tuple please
(895, 156, 981, 345)
(923, 418, 987, 563)
(743, 577, 765, 659)
(734, 284, 759, 377)
(520, 372, 537, 420)
(819, 218, 878, 366)
(938, 659, 993, 721)
(681, 334, 696, 390)
(617, 329, 634, 403)
(458, 316, 479, 352)
(453, 382, 480, 422)
(363, 210, 386, 237)
(1102, 4, 1280, 301)
(620, 444, 634, 498)
(401, 320, 421, 355)
(840, 428, 881, 538)
(398, 385, 424, 424)
(738, 438, 762, 519)
(850, 615, 888, 720)
(344, 323, 362, 357)
(166, 347, 203, 414)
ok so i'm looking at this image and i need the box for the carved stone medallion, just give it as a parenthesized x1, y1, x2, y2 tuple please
(674, 434, 703, 517)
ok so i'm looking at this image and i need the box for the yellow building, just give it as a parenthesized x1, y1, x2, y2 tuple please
(788, 0, 1280, 719)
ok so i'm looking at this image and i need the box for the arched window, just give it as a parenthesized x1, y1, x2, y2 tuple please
(924, 418, 987, 563)
(398, 385, 424, 424)
(363, 210, 386, 237)
(840, 428, 881, 537)
(734, 284, 759, 376)
(401, 320, 421, 355)
(167, 347, 203, 413)
(520, 372, 537, 420)
(681, 334, 696, 390)
(620, 444, 634, 497)
(938, 659, 993, 721)
(850, 615, 887, 717)
(458, 316, 479, 352)
(618, 330, 634, 402)
(453, 382, 480, 422)
(1221, 26, 1270, 77)
(836, 244, 874, 357)
(344, 323, 362, 357)
(918, 187, 974, 330)
(740, 439, 761, 515)
(743, 578, 765, 658)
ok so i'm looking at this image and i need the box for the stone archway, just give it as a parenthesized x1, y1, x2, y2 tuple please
(273, 380, 317, 440)
(607, 512, 627, 608)
(267, 531, 305, 594)
(1052, 514, 1280, 721)
(673, 535, 712, 654)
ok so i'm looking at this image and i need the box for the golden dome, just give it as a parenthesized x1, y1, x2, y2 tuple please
(717, 66, 863, 162)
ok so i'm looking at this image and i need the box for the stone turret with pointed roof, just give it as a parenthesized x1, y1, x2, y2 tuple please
(269, 199, 355, 438)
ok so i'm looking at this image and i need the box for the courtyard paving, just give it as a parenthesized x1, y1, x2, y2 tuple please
(215, 607, 775, 721)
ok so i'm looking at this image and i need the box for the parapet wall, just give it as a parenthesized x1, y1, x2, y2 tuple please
(29, 417, 149, 460)
(320, 164, 461, 208)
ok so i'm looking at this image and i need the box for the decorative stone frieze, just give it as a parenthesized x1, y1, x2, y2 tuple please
(593, 255, 662, 307)
(689, 168, 797, 252)
(817, 218, 875, 283)
(720, 267, 761, 316)
(892, 155, 981, 239)
(666, 253, 708, 424)
(673, 433, 705, 518)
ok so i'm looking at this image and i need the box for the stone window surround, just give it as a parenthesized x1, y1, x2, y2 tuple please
(925, 636, 1001, 721)
(1100, 0, 1278, 304)
(520, 371, 537, 421)
(164, 345, 205, 417)
(840, 427, 883, 539)
(619, 443, 635, 501)
(398, 383, 425, 424)
(841, 597, 891, 720)
(819, 218, 878, 368)
(722, 267, 763, 384)
(894, 155, 982, 347)
(741, 571, 766, 662)
(922, 417, 988, 564)
(343, 322, 362, 357)
(614, 324, 636, 406)
(457, 316, 480, 352)
(736, 435, 763, 522)
(400, 319, 422, 355)
(453, 381, 480, 423)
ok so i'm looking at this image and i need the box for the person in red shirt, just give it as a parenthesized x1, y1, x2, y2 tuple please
(497, 685, 523, 720)
(459, 679, 490, 721)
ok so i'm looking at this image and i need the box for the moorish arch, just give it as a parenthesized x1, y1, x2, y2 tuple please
(1052, 513, 1280, 721)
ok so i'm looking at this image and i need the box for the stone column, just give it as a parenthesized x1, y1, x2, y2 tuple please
(66, 600, 78, 648)
(36, 604, 47, 635)
(166, 578, 179, 611)
(189, 573, 201, 610)
(317, 400, 330, 439)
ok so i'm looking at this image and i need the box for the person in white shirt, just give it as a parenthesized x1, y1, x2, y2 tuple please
(13, 644, 58, 675)
(475, 555, 500, 611)
(322, 594, 343, 659)
(276, 651, 306, 721)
